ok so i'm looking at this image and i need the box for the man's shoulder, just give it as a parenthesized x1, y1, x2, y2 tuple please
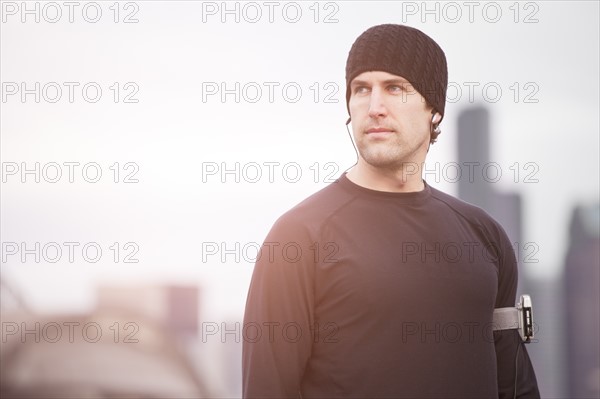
(271, 176, 353, 232)
(427, 184, 506, 235)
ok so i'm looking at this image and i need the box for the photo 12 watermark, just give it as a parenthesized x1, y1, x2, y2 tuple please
(1, 241, 140, 264)
(201, 321, 340, 344)
(2, 320, 140, 344)
(200, 1, 340, 24)
(399, 240, 540, 264)
(201, 241, 340, 264)
(201, 161, 341, 184)
(400, 320, 540, 344)
(446, 81, 540, 104)
(418, 161, 540, 185)
(1, 1, 140, 24)
(399, 1, 540, 24)
(2, 162, 140, 184)
(201, 81, 339, 104)
(1, 82, 140, 103)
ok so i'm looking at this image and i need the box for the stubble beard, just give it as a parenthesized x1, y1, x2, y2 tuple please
(357, 134, 417, 172)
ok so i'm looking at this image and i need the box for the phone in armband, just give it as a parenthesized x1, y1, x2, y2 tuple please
(492, 294, 534, 343)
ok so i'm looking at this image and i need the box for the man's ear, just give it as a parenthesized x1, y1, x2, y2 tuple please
(431, 112, 442, 124)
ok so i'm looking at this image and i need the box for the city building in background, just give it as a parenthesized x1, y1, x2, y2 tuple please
(564, 203, 600, 398)
(456, 106, 566, 398)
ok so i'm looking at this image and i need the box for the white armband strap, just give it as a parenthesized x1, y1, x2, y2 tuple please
(492, 307, 520, 330)
(492, 294, 534, 343)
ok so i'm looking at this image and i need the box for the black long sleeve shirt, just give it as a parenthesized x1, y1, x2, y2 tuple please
(243, 173, 540, 398)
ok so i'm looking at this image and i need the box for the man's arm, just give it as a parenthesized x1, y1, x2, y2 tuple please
(494, 329, 540, 398)
(242, 215, 316, 398)
(493, 227, 540, 398)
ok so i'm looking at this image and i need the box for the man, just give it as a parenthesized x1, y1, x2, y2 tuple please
(242, 24, 540, 398)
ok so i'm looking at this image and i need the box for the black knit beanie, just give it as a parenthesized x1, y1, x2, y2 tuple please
(345, 24, 448, 121)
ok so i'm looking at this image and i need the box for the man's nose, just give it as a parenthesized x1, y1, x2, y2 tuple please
(368, 88, 387, 118)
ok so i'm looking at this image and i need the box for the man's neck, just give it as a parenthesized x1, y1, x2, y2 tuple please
(345, 161, 425, 193)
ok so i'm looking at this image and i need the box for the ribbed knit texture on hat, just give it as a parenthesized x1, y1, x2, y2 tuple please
(345, 24, 448, 120)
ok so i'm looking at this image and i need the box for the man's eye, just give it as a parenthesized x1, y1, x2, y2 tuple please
(354, 86, 370, 94)
(388, 85, 405, 93)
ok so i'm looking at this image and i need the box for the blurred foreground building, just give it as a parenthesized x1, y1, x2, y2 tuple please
(0, 283, 217, 398)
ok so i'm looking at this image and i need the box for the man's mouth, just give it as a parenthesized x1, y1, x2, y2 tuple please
(366, 127, 394, 134)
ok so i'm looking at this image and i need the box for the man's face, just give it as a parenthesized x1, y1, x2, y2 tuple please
(349, 71, 433, 171)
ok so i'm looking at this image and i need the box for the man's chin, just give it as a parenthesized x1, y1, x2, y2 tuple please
(359, 152, 405, 170)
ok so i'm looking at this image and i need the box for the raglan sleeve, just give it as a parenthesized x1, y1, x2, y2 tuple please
(242, 212, 316, 398)
(493, 224, 541, 399)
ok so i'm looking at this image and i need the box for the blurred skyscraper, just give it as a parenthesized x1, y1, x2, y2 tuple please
(457, 106, 522, 280)
(564, 204, 600, 398)
(456, 106, 563, 398)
